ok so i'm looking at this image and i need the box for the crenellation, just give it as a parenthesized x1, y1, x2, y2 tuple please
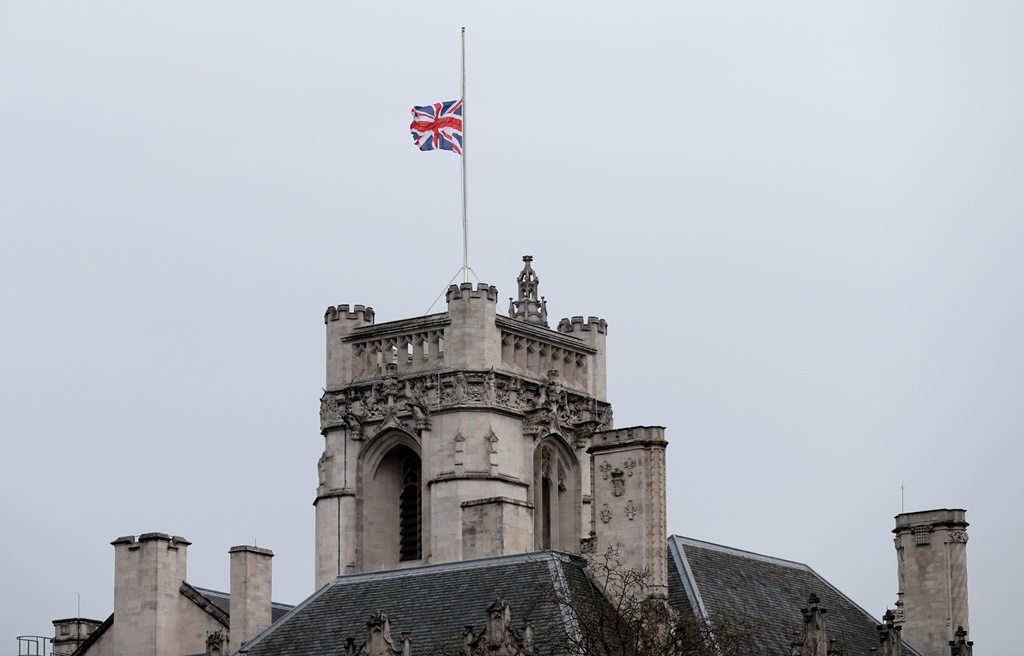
(445, 282, 499, 303)
(316, 256, 611, 587)
(324, 304, 376, 325)
(557, 316, 607, 335)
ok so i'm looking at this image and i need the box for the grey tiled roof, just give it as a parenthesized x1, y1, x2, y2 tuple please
(241, 551, 591, 656)
(190, 586, 294, 623)
(668, 536, 918, 656)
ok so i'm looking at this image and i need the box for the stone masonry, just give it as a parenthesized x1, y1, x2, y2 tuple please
(893, 508, 970, 656)
(315, 257, 618, 587)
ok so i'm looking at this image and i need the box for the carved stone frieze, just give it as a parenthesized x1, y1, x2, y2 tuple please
(599, 461, 611, 480)
(323, 369, 611, 442)
(625, 500, 638, 520)
(600, 504, 612, 523)
(948, 530, 969, 544)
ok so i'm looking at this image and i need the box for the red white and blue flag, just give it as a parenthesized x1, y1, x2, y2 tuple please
(410, 99, 463, 154)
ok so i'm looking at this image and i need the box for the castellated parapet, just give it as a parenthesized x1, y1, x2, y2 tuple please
(557, 316, 608, 400)
(325, 305, 376, 390)
(893, 508, 970, 656)
(314, 257, 613, 589)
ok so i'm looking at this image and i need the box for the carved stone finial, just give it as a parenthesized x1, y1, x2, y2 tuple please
(464, 597, 533, 656)
(948, 626, 973, 656)
(509, 255, 548, 326)
(791, 593, 828, 656)
(876, 609, 903, 656)
(354, 611, 409, 656)
(205, 630, 227, 656)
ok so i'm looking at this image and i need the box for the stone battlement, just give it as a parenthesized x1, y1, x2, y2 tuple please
(557, 316, 607, 335)
(589, 426, 666, 452)
(446, 282, 498, 303)
(324, 304, 376, 325)
(110, 533, 191, 547)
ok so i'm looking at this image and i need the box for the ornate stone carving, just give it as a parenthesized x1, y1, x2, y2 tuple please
(625, 500, 638, 520)
(949, 530, 969, 544)
(205, 630, 227, 656)
(320, 392, 344, 428)
(346, 611, 411, 656)
(611, 470, 625, 497)
(600, 504, 612, 523)
(333, 369, 610, 443)
(893, 535, 902, 550)
(508, 255, 548, 327)
(876, 609, 903, 656)
(599, 461, 611, 480)
(622, 458, 636, 476)
(580, 537, 596, 554)
(463, 597, 534, 656)
(791, 593, 828, 656)
(948, 626, 973, 656)
(483, 369, 497, 403)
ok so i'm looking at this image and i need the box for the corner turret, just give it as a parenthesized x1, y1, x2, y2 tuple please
(325, 304, 375, 389)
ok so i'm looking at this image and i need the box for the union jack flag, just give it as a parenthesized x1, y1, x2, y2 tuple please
(410, 99, 463, 154)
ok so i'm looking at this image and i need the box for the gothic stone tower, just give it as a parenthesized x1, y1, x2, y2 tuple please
(893, 508, 970, 656)
(315, 257, 612, 587)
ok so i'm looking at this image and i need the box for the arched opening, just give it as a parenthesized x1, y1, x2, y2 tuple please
(398, 449, 422, 561)
(533, 437, 580, 552)
(361, 435, 423, 570)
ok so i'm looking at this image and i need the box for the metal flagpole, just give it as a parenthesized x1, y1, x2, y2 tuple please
(423, 27, 474, 315)
(460, 27, 469, 283)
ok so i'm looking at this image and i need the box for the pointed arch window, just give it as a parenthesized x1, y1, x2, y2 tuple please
(399, 450, 422, 561)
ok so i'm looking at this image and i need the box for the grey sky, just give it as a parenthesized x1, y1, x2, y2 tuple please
(2, 2, 1022, 652)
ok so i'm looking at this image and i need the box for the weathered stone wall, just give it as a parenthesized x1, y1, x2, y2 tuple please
(229, 545, 273, 649)
(589, 426, 669, 599)
(894, 508, 970, 656)
(317, 259, 610, 586)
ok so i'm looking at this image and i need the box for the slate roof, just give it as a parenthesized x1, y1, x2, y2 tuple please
(668, 535, 920, 656)
(191, 586, 295, 623)
(241, 551, 593, 656)
(70, 585, 295, 656)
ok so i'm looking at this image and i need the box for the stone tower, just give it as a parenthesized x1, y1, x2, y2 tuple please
(314, 257, 613, 588)
(893, 508, 970, 656)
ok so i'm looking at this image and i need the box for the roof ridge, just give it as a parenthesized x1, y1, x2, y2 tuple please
(669, 535, 813, 570)
(325, 550, 580, 584)
(185, 584, 294, 610)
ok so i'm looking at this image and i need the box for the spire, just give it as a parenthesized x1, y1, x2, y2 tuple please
(508, 255, 548, 326)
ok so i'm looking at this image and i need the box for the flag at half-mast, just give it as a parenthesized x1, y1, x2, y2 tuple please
(410, 99, 463, 154)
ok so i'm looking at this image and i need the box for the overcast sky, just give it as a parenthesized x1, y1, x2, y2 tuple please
(2, 2, 1022, 652)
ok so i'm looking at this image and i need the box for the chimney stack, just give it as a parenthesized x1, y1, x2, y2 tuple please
(893, 509, 970, 656)
(229, 545, 274, 649)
